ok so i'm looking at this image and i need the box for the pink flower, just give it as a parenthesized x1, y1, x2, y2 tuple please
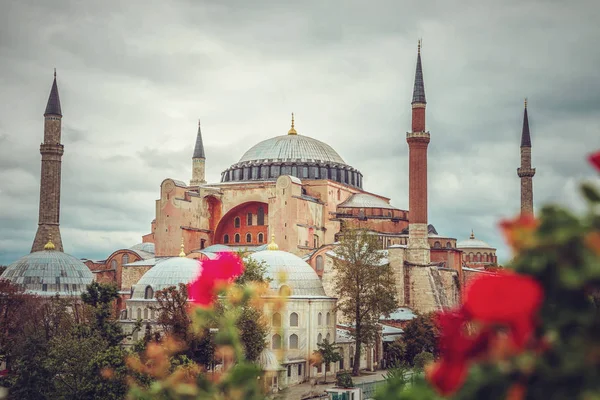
(589, 151, 600, 171)
(188, 252, 245, 308)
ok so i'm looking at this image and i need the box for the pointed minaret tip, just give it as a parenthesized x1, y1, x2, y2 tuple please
(193, 118, 206, 159)
(44, 69, 62, 116)
(411, 41, 426, 105)
(470, 229, 475, 240)
(521, 98, 532, 147)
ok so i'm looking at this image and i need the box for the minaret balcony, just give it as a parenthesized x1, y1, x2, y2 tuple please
(517, 167, 536, 178)
(406, 131, 430, 143)
(40, 143, 64, 156)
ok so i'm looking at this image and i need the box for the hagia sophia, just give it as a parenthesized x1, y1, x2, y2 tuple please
(1, 44, 536, 388)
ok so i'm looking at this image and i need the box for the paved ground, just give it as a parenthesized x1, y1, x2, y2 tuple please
(281, 370, 387, 400)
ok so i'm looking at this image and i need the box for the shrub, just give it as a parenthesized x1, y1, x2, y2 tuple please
(412, 351, 434, 371)
(336, 372, 354, 388)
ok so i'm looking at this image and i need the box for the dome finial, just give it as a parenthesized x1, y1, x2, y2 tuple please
(288, 113, 297, 135)
(470, 229, 475, 240)
(418, 39, 421, 54)
(179, 237, 186, 257)
(267, 234, 279, 251)
(524, 97, 527, 109)
(44, 233, 56, 250)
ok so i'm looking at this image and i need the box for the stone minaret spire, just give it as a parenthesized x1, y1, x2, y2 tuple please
(517, 99, 535, 215)
(32, 70, 64, 252)
(406, 41, 431, 265)
(190, 119, 207, 186)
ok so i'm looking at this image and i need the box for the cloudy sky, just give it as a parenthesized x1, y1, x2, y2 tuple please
(1, 0, 599, 265)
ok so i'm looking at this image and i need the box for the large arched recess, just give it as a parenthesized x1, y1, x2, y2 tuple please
(204, 195, 222, 233)
(214, 201, 268, 246)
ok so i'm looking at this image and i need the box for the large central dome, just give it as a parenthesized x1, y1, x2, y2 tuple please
(221, 124, 363, 188)
(238, 134, 346, 165)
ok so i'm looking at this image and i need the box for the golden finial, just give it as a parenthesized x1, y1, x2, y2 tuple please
(288, 113, 297, 135)
(524, 97, 528, 109)
(44, 233, 55, 250)
(267, 234, 279, 251)
(470, 229, 475, 240)
(179, 238, 186, 257)
(418, 39, 421, 54)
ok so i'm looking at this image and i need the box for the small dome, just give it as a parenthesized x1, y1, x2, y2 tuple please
(338, 193, 398, 210)
(130, 243, 155, 254)
(456, 232, 495, 250)
(258, 348, 284, 371)
(202, 244, 235, 254)
(1, 250, 93, 297)
(248, 249, 326, 297)
(132, 257, 199, 299)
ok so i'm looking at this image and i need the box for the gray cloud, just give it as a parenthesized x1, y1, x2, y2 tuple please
(1, 0, 599, 265)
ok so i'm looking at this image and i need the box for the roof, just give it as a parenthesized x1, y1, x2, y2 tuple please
(193, 120, 206, 158)
(132, 257, 200, 298)
(381, 307, 416, 321)
(238, 134, 346, 165)
(1, 250, 93, 296)
(400, 224, 438, 235)
(44, 74, 62, 116)
(248, 249, 328, 297)
(338, 193, 398, 210)
(258, 348, 285, 372)
(456, 232, 495, 250)
(411, 51, 426, 104)
(521, 105, 531, 147)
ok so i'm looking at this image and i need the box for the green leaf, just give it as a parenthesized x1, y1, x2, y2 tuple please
(581, 183, 600, 203)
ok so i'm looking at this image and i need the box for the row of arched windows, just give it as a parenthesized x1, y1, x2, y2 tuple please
(464, 252, 497, 263)
(432, 241, 454, 249)
(272, 312, 299, 327)
(123, 307, 156, 321)
(271, 332, 332, 350)
(223, 232, 265, 244)
(232, 207, 266, 228)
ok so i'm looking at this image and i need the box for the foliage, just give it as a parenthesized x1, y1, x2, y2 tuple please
(336, 372, 354, 388)
(402, 313, 438, 365)
(235, 253, 270, 286)
(81, 281, 125, 345)
(376, 160, 600, 399)
(332, 229, 397, 375)
(313, 339, 342, 383)
(413, 351, 434, 372)
(237, 305, 268, 362)
(384, 340, 406, 368)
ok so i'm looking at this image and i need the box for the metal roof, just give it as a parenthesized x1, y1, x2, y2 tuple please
(132, 257, 200, 298)
(44, 75, 62, 116)
(238, 134, 346, 165)
(338, 193, 398, 210)
(411, 52, 426, 104)
(521, 106, 532, 147)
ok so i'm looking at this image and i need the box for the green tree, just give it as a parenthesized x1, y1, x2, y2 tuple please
(314, 339, 342, 383)
(412, 351, 434, 372)
(237, 305, 267, 362)
(332, 229, 397, 375)
(81, 282, 125, 346)
(236, 253, 269, 285)
(401, 313, 438, 365)
(384, 339, 406, 368)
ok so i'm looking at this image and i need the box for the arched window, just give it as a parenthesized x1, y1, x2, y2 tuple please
(326, 312, 331, 326)
(316, 255, 324, 272)
(144, 286, 154, 300)
(317, 333, 322, 344)
(318, 312, 322, 325)
(223, 234, 229, 244)
(120, 309, 127, 320)
(258, 233, 264, 243)
(234, 217, 240, 228)
(433, 241, 441, 249)
(290, 312, 299, 327)
(446, 242, 452, 249)
(234, 233, 240, 243)
(476, 253, 481, 262)
(314, 236, 319, 248)
(151, 309, 155, 320)
(469, 253, 474, 262)
(143, 308, 148, 320)
(279, 285, 291, 296)
(289, 334, 299, 349)
(111, 260, 117, 269)
(246, 233, 252, 243)
(122, 254, 129, 265)
(272, 312, 281, 327)
(137, 308, 142, 320)
(257, 207, 265, 226)
(326, 333, 331, 342)
(247, 213, 253, 226)
(272, 334, 281, 350)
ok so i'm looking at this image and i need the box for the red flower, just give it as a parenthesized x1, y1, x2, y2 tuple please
(189, 252, 245, 307)
(589, 151, 600, 171)
(463, 272, 543, 349)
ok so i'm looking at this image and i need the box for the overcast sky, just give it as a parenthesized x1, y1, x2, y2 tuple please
(1, 0, 599, 265)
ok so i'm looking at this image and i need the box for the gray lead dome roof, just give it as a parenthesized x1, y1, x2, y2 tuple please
(238, 134, 346, 164)
(1, 250, 93, 296)
(132, 257, 200, 299)
(248, 250, 328, 297)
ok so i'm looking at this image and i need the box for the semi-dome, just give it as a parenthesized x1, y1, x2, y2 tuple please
(1, 247, 93, 297)
(221, 127, 363, 188)
(248, 248, 327, 297)
(131, 256, 199, 299)
(456, 231, 496, 250)
(338, 193, 399, 210)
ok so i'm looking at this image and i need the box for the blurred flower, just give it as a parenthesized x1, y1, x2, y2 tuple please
(585, 231, 600, 257)
(499, 214, 539, 253)
(589, 151, 600, 171)
(506, 384, 526, 400)
(463, 272, 543, 349)
(189, 252, 245, 308)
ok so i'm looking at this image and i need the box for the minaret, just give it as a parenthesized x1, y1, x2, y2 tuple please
(517, 99, 535, 215)
(190, 119, 206, 186)
(406, 41, 431, 265)
(32, 70, 64, 252)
